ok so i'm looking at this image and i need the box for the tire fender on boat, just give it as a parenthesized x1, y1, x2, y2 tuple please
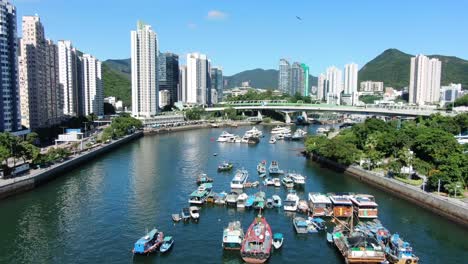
(258, 253, 265, 259)
(405, 260, 412, 264)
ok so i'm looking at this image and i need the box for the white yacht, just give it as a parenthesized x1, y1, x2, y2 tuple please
(241, 135, 250, 143)
(316, 126, 331, 134)
(288, 173, 306, 185)
(217, 131, 235, 142)
(269, 136, 277, 144)
(236, 193, 248, 208)
(283, 190, 299, 211)
(234, 135, 242, 143)
(244, 126, 263, 137)
(271, 126, 291, 135)
(230, 169, 249, 189)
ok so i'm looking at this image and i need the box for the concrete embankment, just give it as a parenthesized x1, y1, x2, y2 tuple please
(0, 131, 143, 200)
(309, 154, 468, 228)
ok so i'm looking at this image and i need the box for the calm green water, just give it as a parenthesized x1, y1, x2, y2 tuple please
(0, 126, 467, 264)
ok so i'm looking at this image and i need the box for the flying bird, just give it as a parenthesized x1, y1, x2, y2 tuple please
(296, 16, 302, 20)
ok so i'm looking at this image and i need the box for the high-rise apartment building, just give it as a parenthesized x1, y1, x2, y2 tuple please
(301, 63, 309, 96)
(290, 62, 303, 95)
(158, 52, 179, 105)
(344, 63, 358, 105)
(131, 21, 158, 117)
(317, 74, 326, 101)
(58, 40, 80, 116)
(0, 0, 21, 132)
(44, 39, 63, 124)
(409, 54, 441, 105)
(211, 67, 223, 103)
(325, 66, 343, 105)
(186, 52, 211, 105)
(278, 59, 290, 94)
(179, 65, 187, 102)
(82, 54, 103, 116)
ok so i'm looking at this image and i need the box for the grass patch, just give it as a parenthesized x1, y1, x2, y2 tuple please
(395, 176, 423, 186)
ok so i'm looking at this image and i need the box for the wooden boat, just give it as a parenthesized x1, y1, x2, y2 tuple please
(172, 214, 181, 222)
(218, 161, 234, 172)
(386, 233, 419, 264)
(349, 194, 378, 219)
(293, 217, 309, 234)
(181, 208, 190, 221)
(159, 236, 174, 253)
(196, 173, 213, 185)
(257, 160, 267, 174)
(329, 194, 353, 218)
(272, 233, 284, 249)
(223, 221, 244, 250)
(188, 188, 210, 205)
(308, 192, 332, 217)
(240, 215, 273, 263)
(132, 229, 164, 255)
(189, 206, 200, 220)
(272, 195, 282, 207)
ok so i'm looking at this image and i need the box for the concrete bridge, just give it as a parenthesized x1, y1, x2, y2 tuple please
(205, 100, 450, 117)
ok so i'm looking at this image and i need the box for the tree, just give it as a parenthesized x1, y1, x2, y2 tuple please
(224, 107, 238, 120)
(26, 132, 39, 145)
(185, 107, 205, 120)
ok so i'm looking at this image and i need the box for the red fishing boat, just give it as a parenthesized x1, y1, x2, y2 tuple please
(240, 214, 273, 263)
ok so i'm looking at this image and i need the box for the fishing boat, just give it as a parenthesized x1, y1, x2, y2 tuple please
(253, 193, 266, 210)
(258, 173, 267, 178)
(159, 236, 174, 253)
(237, 193, 249, 208)
(273, 178, 281, 187)
(189, 206, 200, 220)
(217, 131, 236, 142)
(132, 229, 164, 255)
(309, 217, 326, 231)
(271, 125, 291, 134)
(214, 191, 227, 205)
(272, 195, 282, 207)
(172, 214, 181, 222)
(263, 177, 274, 186)
(291, 129, 307, 140)
(272, 233, 284, 249)
(269, 136, 277, 144)
(188, 188, 210, 205)
(257, 161, 267, 174)
(281, 176, 294, 188)
(231, 169, 249, 189)
(287, 172, 305, 185)
(196, 173, 213, 185)
(308, 192, 333, 217)
(218, 161, 234, 172)
(181, 207, 190, 221)
(386, 233, 419, 264)
(293, 217, 309, 234)
(329, 194, 353, 218)
(283, 190, 299, 212)
(268, 161, 284, 175)
(240, 215, 273, 263)
(223, 221, 244, 250)
(226, 191, 239, 206)
(245, 126, 263, 137)
(206, 192, 216, 204)
(265, 198, 274, 209)
(245, 195, 255, 208)
(349, 194, 378, 219)
(199, 182, 213, 192)
(297, 199, 309, 213)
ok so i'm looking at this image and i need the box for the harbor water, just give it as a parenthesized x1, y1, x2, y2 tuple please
(0, 126, 467, 263)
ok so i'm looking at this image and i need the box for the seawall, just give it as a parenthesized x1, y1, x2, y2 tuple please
(0, 131, 143, 200)
(309, 154, 468, 228)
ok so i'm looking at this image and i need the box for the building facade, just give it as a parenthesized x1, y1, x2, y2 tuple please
(0, 0, 21, 132)
(131, 21, 158, 117)
(440, 83, 462, 105)
(186, 52, 211, 105)
(360, 81, 384, 92)
(290, 62, 303, 96)
(44, 39, 63, 125)
(158, 52, 179, 105)
(210, 66, 223, 103)
(301, 63, 309, 96)
(179, 65, 187, 102)
(58, 40, 80, 116)
(409, 54, 441, 105)
(82, 54, 103, 116)
(158, 89, 170, 108)
(317, 73, 326, 101)
(278, 59, 290, 94)
(344, 63, 358, 105)
(325, 66, 343, 105)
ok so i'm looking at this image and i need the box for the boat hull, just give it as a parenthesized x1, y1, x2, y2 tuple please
(241, 255, 270, 264)
(223, 242, 241, 250)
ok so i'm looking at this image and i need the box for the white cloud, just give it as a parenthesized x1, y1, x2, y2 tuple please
(207, 10, 228, 20)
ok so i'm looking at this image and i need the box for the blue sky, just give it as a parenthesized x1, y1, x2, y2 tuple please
(15, 0, 468, 76)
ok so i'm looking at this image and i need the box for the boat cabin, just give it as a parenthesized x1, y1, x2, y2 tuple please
(189, 190, 209, 204)
(350, 194, 378, 219)
(133, 229, 160, 254)
(308, 193, 332, 217)
(329, 195, 353, 218)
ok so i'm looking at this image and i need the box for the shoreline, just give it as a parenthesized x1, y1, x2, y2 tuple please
(0, 131, 143, 200)
(307, 153, 468, 228)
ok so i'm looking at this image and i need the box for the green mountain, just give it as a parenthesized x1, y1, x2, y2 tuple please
(359, 48, 468, 89)
(224, 68, 318, 90)
(102, 61, 131, 106)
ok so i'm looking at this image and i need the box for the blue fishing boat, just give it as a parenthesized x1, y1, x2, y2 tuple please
(159, 236, 174, 253)
(132, 229, 164, 255)
(272, 233, 284, 249)
(310, 218, 326, 231)
(245, 195, 255, 208)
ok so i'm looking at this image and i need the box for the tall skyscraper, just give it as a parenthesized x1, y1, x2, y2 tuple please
(317, 74, 326, 101)
(409, 54, 441, 105)
(58, 40, 80, 116)
(325, 66, 343, 105)
(19, 15, 63, 129)
(82, 54, 103, 116)
(344, 63, 358, 105)
(158, 52, 179, 105)
(301, 63, 309, 96)
(131, 21, 158, 117)
(179, 65, 187, 102)
(211, 67, 223, 103)
(290, 62, 303, 95)
(278, 59, 290, 94)
(0, 0, 21, 132)
(186, 52, 211, 105)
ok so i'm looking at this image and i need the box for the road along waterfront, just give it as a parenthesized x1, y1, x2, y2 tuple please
(0, 126, 466, 263)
